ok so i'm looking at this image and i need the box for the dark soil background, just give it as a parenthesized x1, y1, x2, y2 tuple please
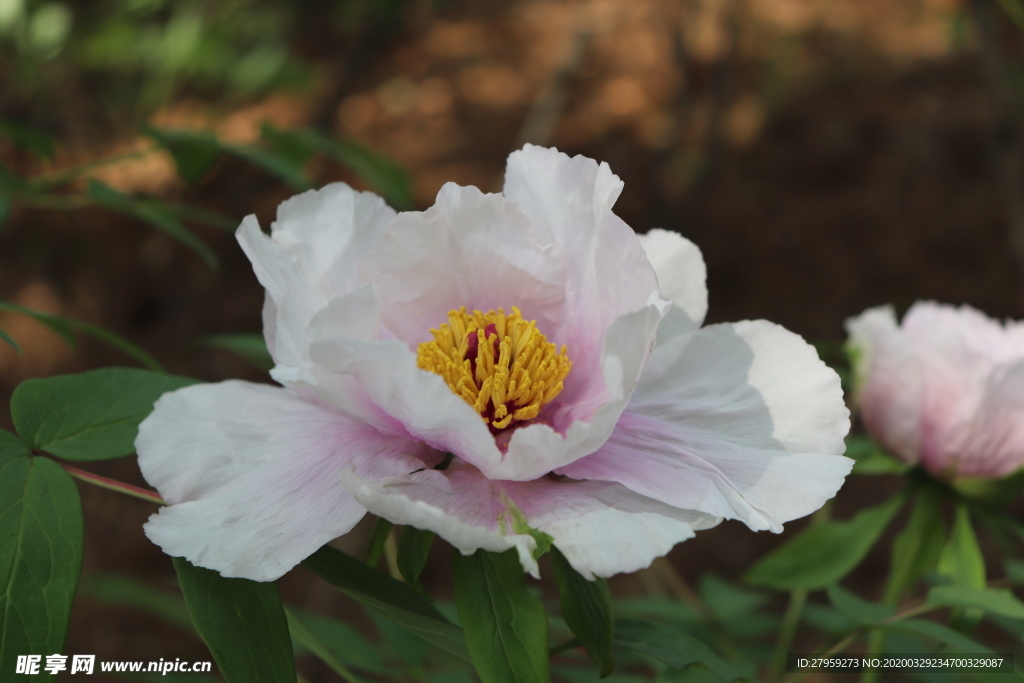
(2, 0, 1023, 680)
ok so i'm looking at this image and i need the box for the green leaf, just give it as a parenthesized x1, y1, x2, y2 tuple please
(936, 503, 985, 630)
(927, 586, 1024, 619)
(87, 181, 218, 268)
(453, 548, 550, 683)
(287, 608, 391, 675)
(0, 430, 30, 460)
(364, 517, 392, 568)
(826, 585, 895, 626)
(259, 124, 318, 168)
(1006, 559, 1024, 585)
(144, 127, 221, 184)
(201, 333, 273, 371)
(173, 558, 296, 683)
(284, 607, 365, 683)
(612, 619, 754, 682)
(11, 367, 197, 460)
(83, 573, 193, 632)
(744, 495, 904, 590)
(698, 575, 769, 623)
(551, 546, 614, 677)
(302, 545, 471, 663)
(885, 487, 946, 603)
(879, 619, 992, 653)
(0, 325, 20, 353)
(227, 145, 311, 191)
(0, 119, 55, 159)
(0, 301, 163, 370)
(0, 457, 83, 681)
(397, 526, 435, 599)
(309, 132, 413, 210)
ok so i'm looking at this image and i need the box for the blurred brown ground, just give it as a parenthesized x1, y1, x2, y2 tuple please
(2, 0, 1023, 680)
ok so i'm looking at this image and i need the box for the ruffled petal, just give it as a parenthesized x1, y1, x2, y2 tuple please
(502, 145, 664, 423)
(341, 462, 717, 580)
(637, 229, 708, 332)
(845, 305, 924, 465)
(559, 320, 852, 532)
(137, 381, 431, 581)
(236, 183, 394, 383)
(954, 360, 1024, 477)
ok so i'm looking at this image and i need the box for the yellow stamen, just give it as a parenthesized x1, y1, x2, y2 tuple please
(417, 307, 571, 430)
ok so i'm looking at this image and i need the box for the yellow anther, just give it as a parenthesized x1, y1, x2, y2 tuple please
(417, 307, 572, 430)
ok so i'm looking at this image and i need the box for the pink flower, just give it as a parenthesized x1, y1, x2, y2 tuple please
(846, 302, 1024, 479)
(137, 145, 851, 581)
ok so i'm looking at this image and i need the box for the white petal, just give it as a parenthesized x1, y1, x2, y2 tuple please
(236, 183, 394, 382)
(954, 360, 1024, 477)
(560, 320, 852, 532)
(637, 229, 708, 332)
(342, 461, 716, 580)
(137, 381, 430, 580)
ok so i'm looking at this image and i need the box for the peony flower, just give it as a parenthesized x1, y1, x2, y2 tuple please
(846, 302, 1024, 480)
(137, 145, 852, 582)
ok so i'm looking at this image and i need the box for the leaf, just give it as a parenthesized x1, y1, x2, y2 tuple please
(0, 119, 55, 159)
(287, 608, 391, 675)
(398, 526, 435, 599)
(0, 457, 83, 681)
(11, 367, 197, 460)
(201, 333, 273, 371)
(936, 503, 985, 630)
(0, 301, 163, 370)
(173, 558, 296, 683)
(226, 145, 312, 191)
(83, 573, 193, 632)
(885, 487, 946, 603)
(452, 548, 551, 683)
(927, 586, 1024, 620)
(744, 495, 904, 590)
(698, 575, 769, 623)
(879, 619, 992, 653)
(826, 585, 895, 626)
(306, 131, 413, 210)
(301, 545, 471, 663)
(612, 619, 754, 682)
(88, 180, 218, 268)
(551, 546, 614, 677)
(0, 430, 29, 460)
(285, 607, 365, 683)
(144, 127, 222, 184)
(364, 517, 392, 567)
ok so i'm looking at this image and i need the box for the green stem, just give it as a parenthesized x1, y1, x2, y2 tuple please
(768, 589, 807, 681)
(61, 463, 165, 505)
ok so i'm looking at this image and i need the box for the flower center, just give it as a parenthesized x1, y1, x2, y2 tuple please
(417, 307, 571, 431)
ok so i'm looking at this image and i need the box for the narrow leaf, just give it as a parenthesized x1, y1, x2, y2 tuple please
(87, 181, 218, 268)
(551, 546, 614, 677)
(612, 619, 754, 682)
(144, 127, 222, 184)
(284, 607, 364, 683)
(0, 457, 83, 681)
(83, 573, 193, 632)
(927, 586, 1024, 620)
(286, 608, 391, 675)
(453, 548, 550, 683)
(364, 517, 393, 568)
(744, 495, 904, 590)
(11, 367, 197, 460)
(826, 585, 895, 626)
(879, 619, 992, 653)
(201, 333, 273, 371)
(173, 558, 296, 683)
(0, 301, 162, 370)
(937, 503, 985, 630)
(227, 146, 311, 191)
(0, 119, 55, 159)
(302, 545, 471, 663)
(397, 526, 435, 599)
(885, 487, 946, 603)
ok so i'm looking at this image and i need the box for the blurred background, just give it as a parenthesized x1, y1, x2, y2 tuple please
(2, 0, 1024, 680)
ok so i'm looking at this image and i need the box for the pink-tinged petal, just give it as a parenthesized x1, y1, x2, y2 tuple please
(637, 229, 708, 333)
(501, 145, 664, 423)
(137, 381, 432, 581)
(503, 478, 718, 580)
(360, 182, 567, 348)
(845, 306, 924, 465)
(342, 462, 717, 580)
(340, 463, 541, 576)
(560, 320, 852, 532)
(236, 183, 394, 382)
(493, 302, 666, 481)
(308, 336, 506, 473)
(953, 360, 1024, 477)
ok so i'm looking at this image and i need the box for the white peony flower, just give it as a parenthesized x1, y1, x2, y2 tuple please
(137, 145, 852, 581)
(846, 301, 1024, 480)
